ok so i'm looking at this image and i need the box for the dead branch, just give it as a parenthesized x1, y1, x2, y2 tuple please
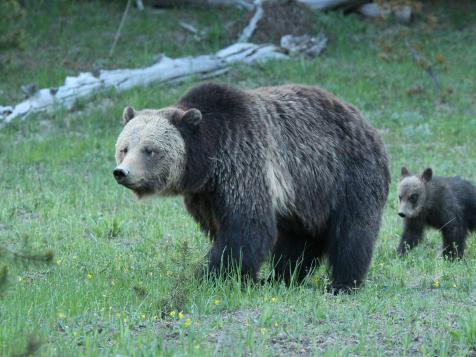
(238, 0, 264, 42)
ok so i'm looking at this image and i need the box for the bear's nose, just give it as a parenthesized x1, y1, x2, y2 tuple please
(113, 167, 129, 181)
(398, 212, 406, 218)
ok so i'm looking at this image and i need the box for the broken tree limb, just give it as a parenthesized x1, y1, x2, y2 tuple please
(0, 43, 286, 125)
(238, 0, 263, 42)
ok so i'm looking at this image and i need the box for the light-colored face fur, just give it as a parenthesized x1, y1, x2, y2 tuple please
(397, 167, 432, 218)
(114, 106, 186, 198)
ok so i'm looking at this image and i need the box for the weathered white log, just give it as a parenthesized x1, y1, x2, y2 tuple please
(296, 0, 351, 11)
(238, 0, 263, 43)
(0, 43, 286, 125)
(359, 3, 412, 23)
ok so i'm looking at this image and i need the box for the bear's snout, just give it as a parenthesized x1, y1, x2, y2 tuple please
(398, 212, 406, 218)
(113, 167, 130, 183)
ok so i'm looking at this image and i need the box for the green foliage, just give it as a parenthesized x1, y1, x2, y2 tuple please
(0, 0, 25, 50)
(0, 266, 8, 294)
(0, 0, 26, 70)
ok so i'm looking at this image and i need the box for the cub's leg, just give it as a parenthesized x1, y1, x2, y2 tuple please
(441, 220, 467, 259)
(398, 218, 425, 256)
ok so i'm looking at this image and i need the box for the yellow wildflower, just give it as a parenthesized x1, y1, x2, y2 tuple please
(178, 311, 184, 319)
(140, 314, 146, 320)
(169, 311, 176, 318)
(271, 297, 277, 303)
(57, 312, 66, 319)
(184, 318, 192, 328)
(214, 299, 220, 305)
(87, 273, 93, 280)
(260, 328, 267, 335)
(433, 280, 440, 288)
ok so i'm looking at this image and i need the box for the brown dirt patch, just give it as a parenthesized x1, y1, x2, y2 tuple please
(234, 1, 318, 44)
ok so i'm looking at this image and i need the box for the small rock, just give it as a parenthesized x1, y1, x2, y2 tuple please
(280, 33, 327, 58)
(21, 83, 37, 98)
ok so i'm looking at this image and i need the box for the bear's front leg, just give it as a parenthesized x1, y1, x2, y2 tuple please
(398, 218, 425, 256)
(207, 208, 277, 282)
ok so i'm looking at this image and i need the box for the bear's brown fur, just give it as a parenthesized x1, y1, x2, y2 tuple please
(114, 82, 390, 292)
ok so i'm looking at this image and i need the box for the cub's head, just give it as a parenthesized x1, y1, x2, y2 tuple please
(397, 167, 432, 218)
(113, 106, 202, 198)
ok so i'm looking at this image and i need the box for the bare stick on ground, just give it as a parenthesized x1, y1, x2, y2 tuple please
(110, 0, 132, 57)
(406, 41, 440, 94)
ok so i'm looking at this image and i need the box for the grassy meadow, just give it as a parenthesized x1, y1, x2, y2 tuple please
(1, 1, 476, 356)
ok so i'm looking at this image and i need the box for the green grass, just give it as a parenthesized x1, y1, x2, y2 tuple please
(1, 1, 476, 356)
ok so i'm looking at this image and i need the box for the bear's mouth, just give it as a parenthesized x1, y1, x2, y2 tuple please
(117, 179, 156, 198)
(128, 184, 156, 199)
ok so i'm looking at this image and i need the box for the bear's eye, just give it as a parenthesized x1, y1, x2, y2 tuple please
(143, 147, 154, 157)
(121, 147, 128, 154)
(409, 193, 419, 203)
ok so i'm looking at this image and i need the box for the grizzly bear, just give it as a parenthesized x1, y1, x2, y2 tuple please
(113, 82, 390, 292)
(397, 167, 476, 258)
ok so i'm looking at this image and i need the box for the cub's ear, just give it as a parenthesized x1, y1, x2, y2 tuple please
(123, 106, 136, 125)
(181, 108, 202, 127)
(401, 166, 410, 178)
(421, 167, 433, 182)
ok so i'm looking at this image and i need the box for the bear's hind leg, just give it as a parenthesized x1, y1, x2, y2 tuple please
(442, 221, 467, 259)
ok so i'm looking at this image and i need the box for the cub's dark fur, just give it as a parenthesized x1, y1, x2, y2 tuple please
(397, 167, 476, 258)
(175, 83, 390, 291)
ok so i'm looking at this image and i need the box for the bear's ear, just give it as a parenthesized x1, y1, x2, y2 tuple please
(123, 106, 136, 125)
(401, 166, 410, 178)
(421, 167, 433, 182)
(181, 108, 202, 128)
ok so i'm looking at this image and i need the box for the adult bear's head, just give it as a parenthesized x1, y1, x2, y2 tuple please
(113, 105, 202, 198)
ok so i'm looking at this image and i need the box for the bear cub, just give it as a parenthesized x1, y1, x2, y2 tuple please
(397, 167, 476, 258)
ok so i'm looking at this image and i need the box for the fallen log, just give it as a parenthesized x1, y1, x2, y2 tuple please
(0, 43, 286, 125)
